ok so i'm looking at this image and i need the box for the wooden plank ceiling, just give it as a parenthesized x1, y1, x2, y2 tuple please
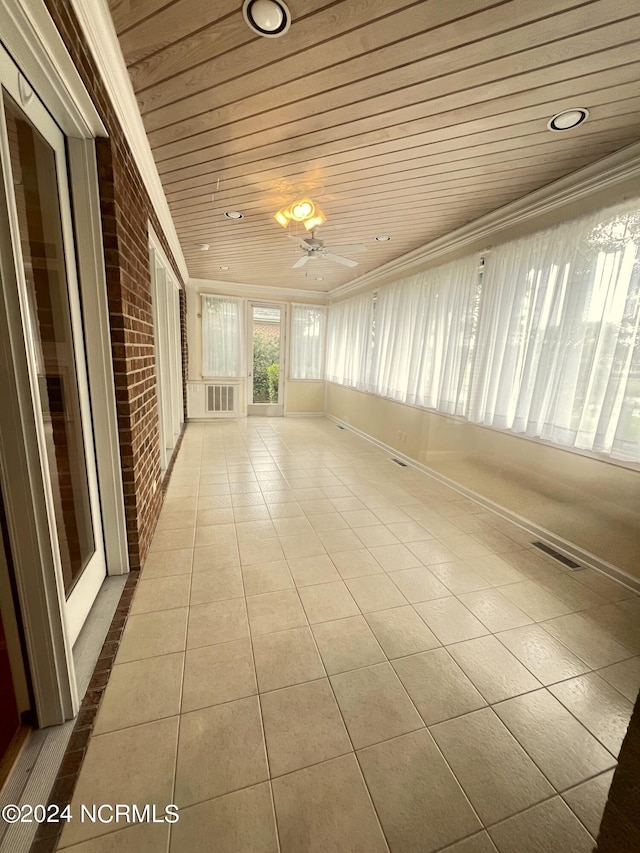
(108, 0, 640, 293)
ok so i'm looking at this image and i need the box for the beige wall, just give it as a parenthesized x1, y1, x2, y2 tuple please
(326, 383, 640, 579)
(286, 381, 324, 415)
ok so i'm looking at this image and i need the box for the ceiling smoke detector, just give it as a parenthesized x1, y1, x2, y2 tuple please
(547, 108, 589, 131)
(199, 243, 210, 251)
(242, 0, 291, 38)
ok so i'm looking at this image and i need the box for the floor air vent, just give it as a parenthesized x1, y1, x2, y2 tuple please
(531, 541, 581, 570)
(390, 458, 408, 467)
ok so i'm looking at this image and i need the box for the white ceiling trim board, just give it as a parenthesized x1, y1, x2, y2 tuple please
(69, 0, 189, 283)
(331, 139, 640, 300)
(191, 278, 328, 304)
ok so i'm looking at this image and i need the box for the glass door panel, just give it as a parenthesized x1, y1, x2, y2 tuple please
(5, 95, 95, 595)
(251, 305, 282, 406)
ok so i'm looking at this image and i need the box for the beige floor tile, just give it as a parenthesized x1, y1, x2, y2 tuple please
(149, 527, 195, 551)
(197, 508, 235, 527)
(156, 508, 196, 530)
(182, 638, 257, 712)
(261, 679, 352, 776)
(129, 575, 191, 615)
(448, 635, 542, 703)
(384, 520, 434, 543)
(494, 689, 615, 790)
(298, 580, 360, 623)
(407, 539, 459, 566)
(581, 600, 640, 654)
(279, 532, 326, 559)
(59, 716, 179, 846)
(252, 626, 325, 692)
(175, 696, 268, 806)
(368, 543, 422, 571)
(458, 589, 533, 632)
(341, 508, 381, 528)
(272, 515, 313, 536)
(292, 486, 326, 500)
(358, 729, 481, 852)
(428, 561, 492, 594)
(331, 662, 424, 748)
(189, 565, 243, 604)
(498, 580, 574, 621)
(438, 832, 498, 852)
(233, 504, 271, 522)
(345, 574, 408, 613)
(312, 615, 386, 675)
(373, 505, 413, 524)
(330, 496, 367, 512)
(541, 612, 633, 668)
(195, 523, 238, 548)
(574, 568, 637, 602)
(413, 597, 489, 645)
(440, 533, 492, 560)
(192, 543, 240, 571)
(169, 784, 278, 853)
(563, 769, 614, 837)
(537, 571, 607, 610)
(299, 498, 335, 515)
(58, 822, 170, 852)
(471, 554, 527, 586)
(488, 797, 594, 853)
(94, 653, 184, 735)
(232, 492, 267, 507)
(597, 656, 640, 701)
(354, 524, 400, 548)
(496, 624, 590, 685)
(239, 538, 285, 566)
(241, 560, 294, 595)
(431, 708, 554, 826)
(307, 511, 349, 532)
(272, 754, 388, 853)
(187, 598, 249, 649)
(235, 519, 277, 541)
(141, 547, 193, 579)
(331, 548, 383, 579)
(549, 672, 634, 756)
(317, 527, 364, 553)
(246, 588, 307, 635)
(267, 501, 304, 517)
(287, 554, 341, 586)
(117, 608, 188, 663)
(388, 566, 451, 603)
(365, 606, 440, 658)
(392, 648, 486, 725)
(197, 493, 233, 510)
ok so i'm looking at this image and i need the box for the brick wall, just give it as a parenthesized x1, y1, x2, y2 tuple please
(44, 0, 187, 569)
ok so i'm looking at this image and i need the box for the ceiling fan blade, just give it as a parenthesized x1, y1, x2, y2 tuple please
(287, 234, 312, 249)
(292, 255, 310, 268)
(325, 252, 358, 268)
(328, 243, 368, 254)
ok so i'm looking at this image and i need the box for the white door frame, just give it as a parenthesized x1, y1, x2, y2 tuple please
(0, 1, 128, 725)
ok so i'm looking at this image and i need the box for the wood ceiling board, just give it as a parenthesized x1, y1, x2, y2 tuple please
(159, 91, 640, 201)
(107, 0, 174, 33)
(139, 0, 628, 136)
(164, 119, 640, 214)
(152, 46, 640, 177)
(127, 0, 417, 93)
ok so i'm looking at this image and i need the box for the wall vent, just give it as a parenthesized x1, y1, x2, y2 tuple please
(390, 458, 408, 467)
(206, 384, 237, 414)
(531, 541, 581, 569)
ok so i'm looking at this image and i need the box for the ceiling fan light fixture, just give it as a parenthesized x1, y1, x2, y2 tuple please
(274, 208, 290, 227)
(303, 211, 326, 231)
(547, 108, 589, 131)
(242, 0, 291, 38)
(290, 199, 315, 221)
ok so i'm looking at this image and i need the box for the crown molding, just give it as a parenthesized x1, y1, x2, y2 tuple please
(1, 0, 106, 138)
(330, 140, 640, 300)
(69, 0, 189, 284)
(189, 277, 329, 303)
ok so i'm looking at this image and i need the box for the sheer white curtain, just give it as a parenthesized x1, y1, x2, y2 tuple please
(469, 204, 640, 462)
(368, 258, 480, 414)
(201, 294, 244, 377)
(290, 304, 327, 379)
(325, 292, 374, 388)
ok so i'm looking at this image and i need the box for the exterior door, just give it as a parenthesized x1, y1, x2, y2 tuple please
(0, 48, 106, 646)
(248, 302, 285, 416)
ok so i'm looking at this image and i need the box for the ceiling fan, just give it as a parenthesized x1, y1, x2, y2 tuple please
(288, 233, 367, 269)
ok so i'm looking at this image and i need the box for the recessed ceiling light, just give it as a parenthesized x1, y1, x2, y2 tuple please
(242, 0, 291, 38)
(315, 277, 324, 281)
(199, 243, 210, 251)
(547, 108, 589, 132)
(375, 235, 391, 241)
(224, 210, 244, 220)
(219, 265, 230, 270)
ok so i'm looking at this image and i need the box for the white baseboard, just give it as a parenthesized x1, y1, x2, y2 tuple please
(285, 412, 324, 418)
(326, 415, 640, 594)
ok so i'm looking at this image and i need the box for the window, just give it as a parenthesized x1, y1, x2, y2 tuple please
(290, 304, 327, 379)
(201, 294, 244, 377)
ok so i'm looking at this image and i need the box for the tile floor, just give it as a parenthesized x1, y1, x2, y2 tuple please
(57, 418, 640, 852)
